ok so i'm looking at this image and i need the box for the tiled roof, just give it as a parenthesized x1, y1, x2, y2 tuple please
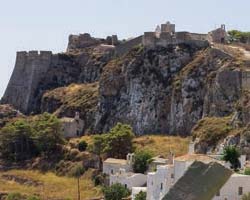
(162, 161, 232, 200)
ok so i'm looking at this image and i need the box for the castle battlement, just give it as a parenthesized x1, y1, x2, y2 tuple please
(17, 51, 52, 58)
(142, 21, 226, 48)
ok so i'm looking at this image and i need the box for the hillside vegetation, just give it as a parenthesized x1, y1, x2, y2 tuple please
(0, 169, 102, 200)
(192, 116, 238, 147)
(74, 135, 189, 158)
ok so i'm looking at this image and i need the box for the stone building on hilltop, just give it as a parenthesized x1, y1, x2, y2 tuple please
(60, 112, 84, 138)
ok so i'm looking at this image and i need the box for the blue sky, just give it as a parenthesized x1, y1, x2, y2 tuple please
(0, 0, 249, 98)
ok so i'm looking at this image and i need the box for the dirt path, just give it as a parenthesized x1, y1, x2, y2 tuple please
(228, 45, 250, 60)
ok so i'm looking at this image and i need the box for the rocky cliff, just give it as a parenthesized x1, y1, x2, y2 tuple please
(1, 36, 249, 135)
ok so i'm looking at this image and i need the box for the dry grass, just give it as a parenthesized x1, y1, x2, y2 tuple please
(43, 82, 99, 116)
(192, 116, 234, 146)
(70, 135, 189, 158)
(0, 169, 102, 200)
(133, 135, 189, 157)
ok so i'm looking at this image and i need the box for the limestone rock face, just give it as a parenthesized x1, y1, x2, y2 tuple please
(94, 44, 240, 135)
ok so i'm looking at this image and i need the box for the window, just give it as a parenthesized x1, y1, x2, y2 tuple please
(125, 184, 127, 189)
(216, 191, 220, 196)
(171, 174, 174, 179)
(111, 169, 114, 174)
(239, 187, 243, 196)
(160, 183, 163, 190)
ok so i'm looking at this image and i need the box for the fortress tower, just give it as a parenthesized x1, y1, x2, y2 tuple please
(1, 51, 52, 113)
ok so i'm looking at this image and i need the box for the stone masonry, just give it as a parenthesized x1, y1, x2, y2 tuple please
(1, 51, 52, 113)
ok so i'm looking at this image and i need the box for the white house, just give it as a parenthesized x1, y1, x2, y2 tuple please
(144, 152, 250, 200)
(213, 174, 250, 200)
(110, 168, 147, 190)
(146, 154, 225, 200)
(147, 165, 174, 200)
(103, 153, 134, 176)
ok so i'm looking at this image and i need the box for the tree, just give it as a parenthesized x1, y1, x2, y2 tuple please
(0, 119, 34, 160)
(104, 123, 135, 158)
(70, 164, 85, 200)
(242, 193, 250, 200)
(0, 113, 64, 161)
(228, 30, 250, 43)
(135, 191, 147, 200)
(92, 123, 135, 159)
(32, 113, 64, 154)
(133, 150, 153, 174)
(103, 183, 130, 200)
(222, 145, 240, 170)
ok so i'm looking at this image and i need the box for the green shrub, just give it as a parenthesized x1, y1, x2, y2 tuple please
(135, 191, 147, 200)
(133, 150, 153, 174)
(27, 196, 41, 200)
(228, 30, 250, 43)
(222, 146, 240, 170)
(244, 168, 250, 175)
(78, 140, 88, 152)
(102, 183, 130, 200)
(92, 173, 106, 186)
(6, 193, 24, 200)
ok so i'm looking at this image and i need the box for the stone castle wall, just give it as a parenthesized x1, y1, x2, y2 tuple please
(115, 35, 143, 56)
(143, 31, 209, 48)
(1, 51, 52, 113)
(242, 71, 250, 91)
(67, 33, 119, 52)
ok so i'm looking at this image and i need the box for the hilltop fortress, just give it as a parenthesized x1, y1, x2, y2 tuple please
(143, 21, 226, 48)
(0, 21, 235, 117)
(66, 21, 227, 55)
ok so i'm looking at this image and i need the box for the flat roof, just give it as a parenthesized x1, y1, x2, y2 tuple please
(104, 158, 128, 165)
(175, 154, 222, 163)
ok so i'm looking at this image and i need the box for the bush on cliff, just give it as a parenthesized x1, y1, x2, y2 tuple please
(78, 140, 88, 152)
(192, 116, 233, 147)
(91, 123, 135, 159)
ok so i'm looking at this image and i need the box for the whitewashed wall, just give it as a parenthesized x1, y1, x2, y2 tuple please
(146, 165, 174, 200)
(213, 174, 250, 200)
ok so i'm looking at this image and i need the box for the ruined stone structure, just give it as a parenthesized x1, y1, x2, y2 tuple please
(67, 33, 120, 52)
(142, 22, 228, 48)
(241, 71, 250, 90)
(1, 51, 52, 113)
(60, 112, 84, 138)
(210, 24, 227, 43)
